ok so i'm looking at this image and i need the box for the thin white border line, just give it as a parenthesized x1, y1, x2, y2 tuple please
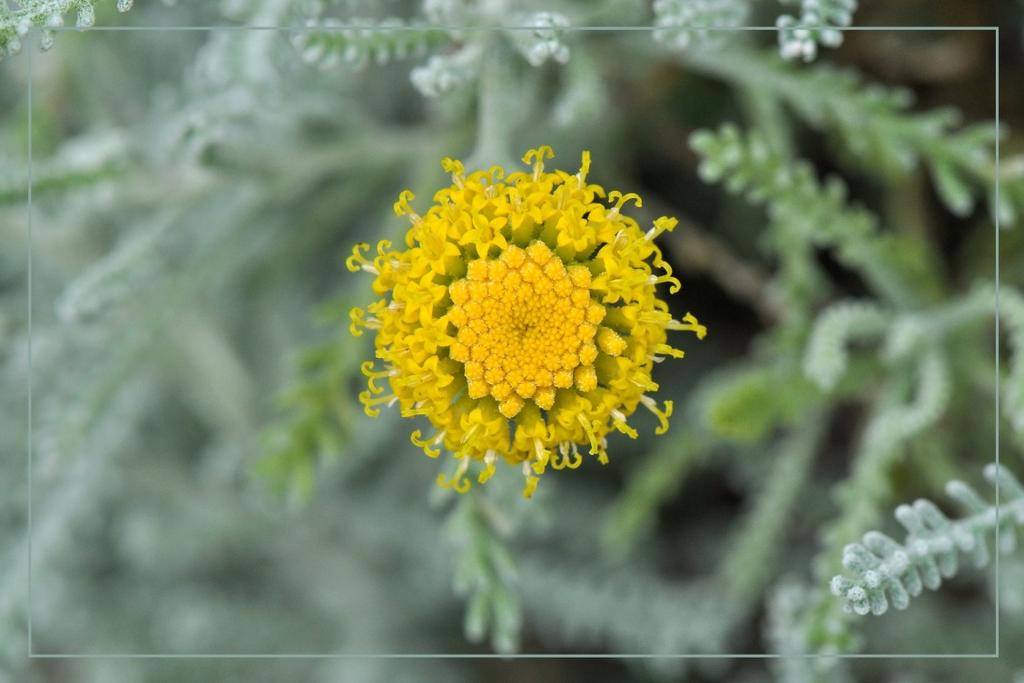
(46, 25, 1000, 32)
(993, 24, 1001, 660)
(26, 35, 34, 661)
(25, 653, 1003, 660)
(22, 25, 999, 663)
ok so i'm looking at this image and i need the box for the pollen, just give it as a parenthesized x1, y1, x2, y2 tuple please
(348, 146, 707, 498)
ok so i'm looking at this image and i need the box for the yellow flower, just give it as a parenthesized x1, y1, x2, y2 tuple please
(348, 146, 706, 497)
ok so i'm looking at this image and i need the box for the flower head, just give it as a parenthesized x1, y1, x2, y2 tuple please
(348, 146, 706, 497)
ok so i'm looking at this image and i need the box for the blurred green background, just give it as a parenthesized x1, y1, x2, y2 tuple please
(2, 0, 1024, 681)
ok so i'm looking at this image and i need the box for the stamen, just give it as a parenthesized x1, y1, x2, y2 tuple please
(653, 343, 685, 359)
(576, 413, 600, 454)
(360, 361, 391, 394)
(358, 391, 398, 417)
(644, 216, 678, 241)
(345, 243, 378, 274)
(478, 450, 498, 483)
(552, 441, 582, 469)
(441, 158, 466, 189)
(610, 409, 639, 438)
(639, 310, 671, 326)
(436, 456, 471, 493)
(522, 460, 540, 498)
(631, 373, 659, 392)
(648, 261, 682, 293)
(567, 442, 582, 468)
(640, 395, 674, 435)
(348, 308, 381, 337)
(667, 312, 708, 339)
(523, 145, 554, 181)
(608, 190, 642, 211)
(460, 423, 480, 446)
(576, 150, 591, 187)
(392, 190, 421, 223)
(530, 438, 551, 474)
(411, 429, 446, 457)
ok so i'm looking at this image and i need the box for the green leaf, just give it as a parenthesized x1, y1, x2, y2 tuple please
(929, 157, 975, 217)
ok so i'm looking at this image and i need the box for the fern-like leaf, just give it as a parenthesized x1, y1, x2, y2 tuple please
(682, 51, 1017, 224)
(1, 0, 132, 57)
(776, 0, 857, 62)
(652, 0, 749, 52)
(804, 300, 888, 391)
(291, 17, 450, 71)
(690, 124, 926, 306)
(830, 464, 1024, 615)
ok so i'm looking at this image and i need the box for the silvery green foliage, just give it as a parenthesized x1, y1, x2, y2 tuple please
(291, 17, 447, 71)
(0, 129, 127, 205)
(446, 492, 522, 653)
(652, 0, 749, 51)
(880, 283, 997, 361)
(680, 50, 1018, 224)
(289, 1, 463, 94)
(803, 301, 887, 391)
(409, 42, 483, 97)
(720, 423, 823, 605)
(804, 285, 998, 388)
(801, 284, 1024, 439)
(54, 211, 174, 324)
(862, 351, 951, 456)
(551, 48, 604, 129)
(601, 421, 824, 666)
(796, 352, 954, 655)
(785, 68, 1010, 222)
(523, 563, 725, 661)
(802, 72, 1004, 214)
(831, 465, 1024, 615)
(0, 0, 132, 58)
(422, 0, 473, 24)
(292, 2, 575, 99)
(690, 124, 911, 305)
(0, 10, 447, 666)
(766, 581, 853, 682)
(508, 11, 570, 66)
(691, 123, 1004, 648)
(0, 379, 152, 664)
(1004, 288, 1024, 436)
(776, 0, 857, 62)
(998, 557, 1024, 615)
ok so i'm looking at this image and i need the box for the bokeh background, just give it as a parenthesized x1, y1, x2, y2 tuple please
(2, 0, 1024, 681)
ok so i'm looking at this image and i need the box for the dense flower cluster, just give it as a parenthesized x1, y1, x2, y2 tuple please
(348, 147, 705, 497)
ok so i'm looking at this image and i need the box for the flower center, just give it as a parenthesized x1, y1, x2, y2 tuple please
(448, 241, 605, 418)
